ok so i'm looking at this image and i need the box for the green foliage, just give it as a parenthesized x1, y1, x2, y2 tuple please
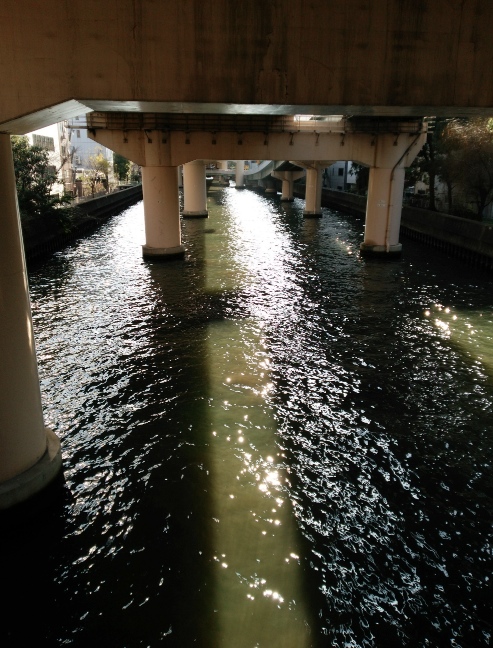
(406, 118, 451, 211)
(11, 135, 71, 224)
(350, 163, 369, 195)
(113, 153, 131, 181)
(408, 117, 493, 218)
(441, 118, 493, 218)
(130, 164, 141, 182)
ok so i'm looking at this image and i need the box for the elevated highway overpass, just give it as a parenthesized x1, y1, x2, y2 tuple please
(1, 0, 493, 132)
(1, 0, 493, 507)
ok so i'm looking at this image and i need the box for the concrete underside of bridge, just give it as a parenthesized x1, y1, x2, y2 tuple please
(1, 0, 493, 134)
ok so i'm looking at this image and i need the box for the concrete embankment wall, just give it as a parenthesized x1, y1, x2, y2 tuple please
(293, 186, 493, 271)
(23, 185, 143, 264)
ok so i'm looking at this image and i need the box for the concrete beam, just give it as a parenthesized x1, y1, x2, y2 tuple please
(88, 129, 426, 169)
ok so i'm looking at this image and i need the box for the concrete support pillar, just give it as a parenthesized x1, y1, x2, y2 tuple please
(182, 160, 208, 218)
(303, 167, 323, 217)
(281, 172, 295, 202)
(0, 134, 62, 509)
(218, 161, 230, 185)
(361, 166, 405, 256)
(263, 178, 277, 194)
(235, 161, 245, 189)
(141, 165, 185, 260)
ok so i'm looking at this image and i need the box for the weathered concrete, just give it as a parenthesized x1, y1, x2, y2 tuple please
(76, 185, 143, 218)
(272, 169, 305, 201)
(141, 166, 185, 259)
(88, 127, 426, 169)
(182, 161, 208, 217)
(400, 206, 493, 269)
(0, 133, 62, 507)
(303, 166, 324, 217)
(1, 1, 493, 133)
(235, 161, 245, 190)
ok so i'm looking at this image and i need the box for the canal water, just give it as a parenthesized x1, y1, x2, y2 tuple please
(2, 186, 492, 647)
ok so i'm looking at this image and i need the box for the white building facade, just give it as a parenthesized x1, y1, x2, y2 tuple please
(26, 121, 73, 196)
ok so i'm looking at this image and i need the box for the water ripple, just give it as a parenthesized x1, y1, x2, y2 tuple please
(7, 191, 492, 647)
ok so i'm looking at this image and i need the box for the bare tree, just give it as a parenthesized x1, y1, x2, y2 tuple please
(83, 151, 111, 197)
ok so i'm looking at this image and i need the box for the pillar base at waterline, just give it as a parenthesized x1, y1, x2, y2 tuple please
(0, 428, 62, 510)
(182, 210, 209, 218)
(281, 197, 294, 202)
(360, 243, 402, 257)
(303, 210, 323, 218)
(142, 244, 185, 260)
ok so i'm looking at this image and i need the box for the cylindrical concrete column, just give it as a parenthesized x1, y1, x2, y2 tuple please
(281, 172, 294, 202)
(0, 134, 62, 509)
(263, 178, 277, 194)
(142, 165, 185, 260)
(303, 167, 323, 217)
(361, 166, 405, 256)
(182, 160, 208, 218)
(218, 160, 230, 185)
(235, 160, 245, 189)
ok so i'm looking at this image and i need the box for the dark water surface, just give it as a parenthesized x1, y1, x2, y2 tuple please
(2, 187, 493, 647)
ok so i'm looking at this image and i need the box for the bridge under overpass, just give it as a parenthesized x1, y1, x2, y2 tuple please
(1, 0, 493, 507)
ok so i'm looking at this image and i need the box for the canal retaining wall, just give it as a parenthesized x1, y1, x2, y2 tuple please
(23, 185, 143, 264)
(293, 186, 493, 271)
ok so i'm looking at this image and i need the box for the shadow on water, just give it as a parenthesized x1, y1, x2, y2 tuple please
(2, 257, 222, 646)
(0, 475, 72, 645)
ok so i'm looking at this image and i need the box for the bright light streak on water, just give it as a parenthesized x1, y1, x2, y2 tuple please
(424, 304, 493, 374)
(1, 186, 492, 647)
(201, 196, 313, 645)
(207, 320, 312, 647)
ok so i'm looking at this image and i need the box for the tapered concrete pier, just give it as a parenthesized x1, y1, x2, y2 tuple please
(0, 133, 62, 510)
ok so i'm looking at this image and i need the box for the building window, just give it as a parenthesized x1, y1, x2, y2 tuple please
(338, 167, 344, 176)
(32, 134, 55, 151)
